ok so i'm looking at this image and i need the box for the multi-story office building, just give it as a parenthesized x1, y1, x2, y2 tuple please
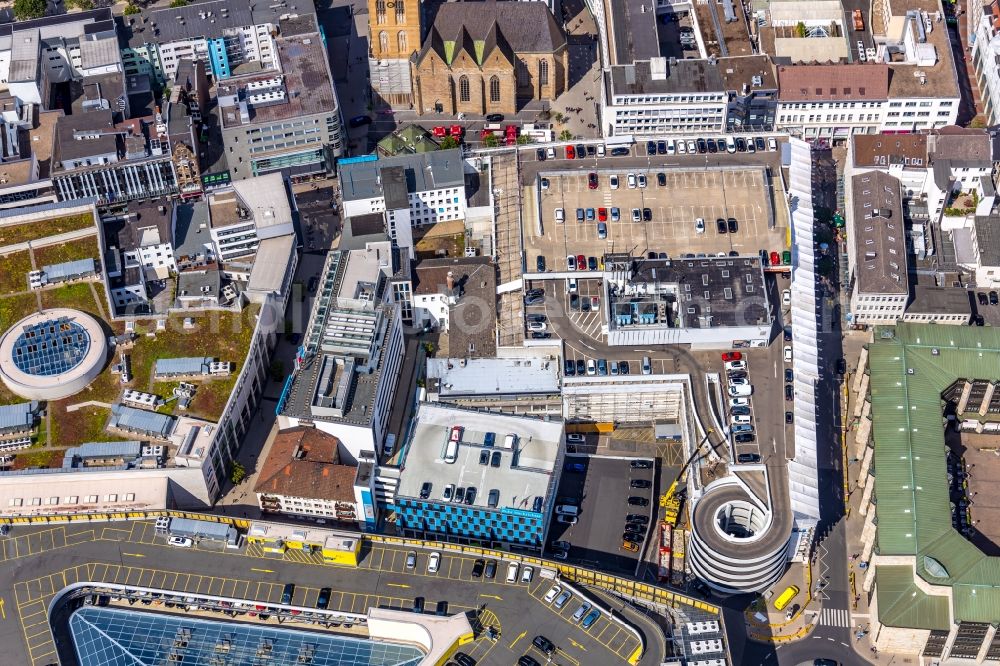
(206, 173, 296, 261)
(278, 243, 405, 463)
(847, 171, 909, 325)
(217, 14, 343, 180)
(120, 0, 277, 83)
(339, 150, 467, 257)
(391, 403, 564, 552)
(971, 0, 1000, 125)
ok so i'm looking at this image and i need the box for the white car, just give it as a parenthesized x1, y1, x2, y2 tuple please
(627, 173, 637, 189)
(427, 551, 441, 573)
(521, 566, 534, 583)
(730, 397, 751, 407)
(527, 321, 547, 332)
(729, 376, 750, 387)
(610, 174, 619, 190)
(544, 585, 562, 603)
(677, 140, 687, 154)
(782, 289, 791, 305)
(631, 208, 641, 222)
(686, 140, 696, 153)
(586, 359, 597, 376)
(768, 137, 777, 151)
(695, 218, 705, 234)
(557, 514, 578, 525)
(540, 178, 549, 190)
(596, 144, 606, 157)
(784, 345, 793, 362)
(637, 174, 647, 188)
(725, 360, 747, 372)
(546, 147, 556, 159)
(506, 562, 519, 583)
(666, 139, 676, 155)
(729, 384, 753, 397)
(168, 536, 193, 548)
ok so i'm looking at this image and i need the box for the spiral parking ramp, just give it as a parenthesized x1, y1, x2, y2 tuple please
(688, 470, 792, 594)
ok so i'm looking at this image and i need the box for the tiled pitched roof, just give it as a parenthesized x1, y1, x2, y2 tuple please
(778, 64, 889, 101)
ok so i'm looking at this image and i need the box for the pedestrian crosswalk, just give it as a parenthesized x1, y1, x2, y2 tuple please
(819, 607, 851, 627)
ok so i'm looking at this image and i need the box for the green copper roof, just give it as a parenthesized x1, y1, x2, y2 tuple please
(443, 40, 455, 64)
(869, 324, 1000, 623)
(473, 40, 485, 64)
(876, 566, 950, 630)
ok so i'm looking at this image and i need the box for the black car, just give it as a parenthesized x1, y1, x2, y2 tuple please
(626, 514, 649, 523)
(707, 140, 718, 153)
(716, 138, 727, 152)
(736, 137, 747, 152)
(784, 326, 793, 342)
(413, 596, 425, 613)
(586, 145, 596, 156)
(836, 358, 847, 375)
(691, 580, 712, 597)
(527, 313, 546, 322)
(281, 583, 295, 605)
(622, 531, 643, 543)
(978, 292, 989, 305)
(728, 370, 748, 380)
(532, 636, 556, 655)
(530, 332, 551, 339)
(784, 368, 794, 382)
(420, 482, 432, 499)
(316, 587, 331, 609)
(727, 217, 738, 233)
(576, 144, 586, 159)
(465, 487, 477, 505)
(642, 207, 652, 222)
(588, 256, 598, 271)
(348, 115, 372, 128)
(536, 255, 546, 272)
(455, 487, 466, 503)
(657, 172, 666, 186)
(630, 459, 653, 469)
(630, 479, 651, 489)
(785, 411, 794, 424)
(620, 361, 630, 375)
(625, 521, 646, 532)
(785, 384, 794, 401)
(627, 496, 649, 506)
(471, 559, 486, 577)
(610, 146, 630, 156)
(524, 294, 544, 305)
(734, 433, 755, 443)
(536, 148, 546, 161)
(491, 451, 502, 467)
(755, 137, 766, 151)
(518, 656, 541, 666)
(479, 450, 490, 465)
(486, 113, 504, 123)
(436, 600, 449, 616)
(576, 359, 586, 375)
(565, 359, 576, 376)
(696, 138, 707, 153)
(484, 560, 497, 579)
(731, 406, 751, 416)
(716, 218, 728, 234)
(657, 140, 667, 154)
(646, 140, 657, 155)
(736, 453, 761, 463)
(991, 291, 999, 305)
(975, 314, 985, 326)
(453, 652, 476, 666)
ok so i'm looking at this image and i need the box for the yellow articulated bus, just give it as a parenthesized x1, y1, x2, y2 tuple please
(773, 585, 799, 612)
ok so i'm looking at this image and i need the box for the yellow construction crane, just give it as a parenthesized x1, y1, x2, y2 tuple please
(660, 428, 715, 527)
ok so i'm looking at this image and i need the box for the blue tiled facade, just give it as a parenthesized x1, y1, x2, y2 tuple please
(207, 37, 231, 79)
(393, 499, 545, 550)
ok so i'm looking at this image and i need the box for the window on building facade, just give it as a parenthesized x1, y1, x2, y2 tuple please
(459, 75, 470, 102)
(490, 76, 500, 102)
(395, 3, 404, 23)
(376, 1, 386, 23)
(516, 60, 529, 86)
(539, 60, 549, 85)
(379, 31, 389, 53)
(397, 31, 407, 53)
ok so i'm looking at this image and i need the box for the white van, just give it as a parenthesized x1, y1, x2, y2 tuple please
(731, 415, 752, 425)
(444, 439, 459, 464)
(555, 208, 565, 223)
(729, 384, 753, 397)
(503, 433, 517, 449)
(555, 504, 580, 516)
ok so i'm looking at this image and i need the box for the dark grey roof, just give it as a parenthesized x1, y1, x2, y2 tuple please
(173, 201, 213, 261)
(380, 166, 409, 210)
(906, 287, 972, 316)
(974, 212, 1000, 266)
(424, 0, 565, 55)
(178, 269, 221, 299)
(414, 256, 497, 358)
(340, 149, 465, 202)
(127, 0, 254, 46)
(53, 110, 120, 167)
(109, 403, 174, 438)
(852, 171, 908, 296)
(610, 59, 726, 96)
(609, 0, 660, 64)
(0, 8, 110, 35)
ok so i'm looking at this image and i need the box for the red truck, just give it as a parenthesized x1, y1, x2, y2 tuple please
(853, 9, 864, 32)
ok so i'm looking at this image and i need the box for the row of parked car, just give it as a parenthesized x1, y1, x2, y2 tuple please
(722, 352, 757, 446)
(645, 136, 778, 156)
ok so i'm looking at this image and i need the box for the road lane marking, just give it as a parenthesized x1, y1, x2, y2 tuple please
(509, 630, 526, 650)
(387, 583, 410, 589)
(250, 568, 274, 573)
(120, 552, 144, 558)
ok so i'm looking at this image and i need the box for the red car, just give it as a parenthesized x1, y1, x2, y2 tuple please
(449, 124, 463, 137)
(432, 126, 447, 138)
(576, 254, 586, 270)
(566, 145, 575, 159)
(721, 352, 743, 362)
(588, 172, 598, 189)
(770, 251, 780, 266)
(598, 207, 608, 222)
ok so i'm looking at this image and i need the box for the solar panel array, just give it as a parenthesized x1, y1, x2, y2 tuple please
(11, 317, 90, 376)
(69, 606, 425, 666)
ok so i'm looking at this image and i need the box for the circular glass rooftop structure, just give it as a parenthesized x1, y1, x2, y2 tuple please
(0, 309, 107, 400)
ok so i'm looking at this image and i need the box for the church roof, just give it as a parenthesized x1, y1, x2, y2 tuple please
(417, 0, 565, 65)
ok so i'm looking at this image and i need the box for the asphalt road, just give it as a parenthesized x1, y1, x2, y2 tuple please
(0, 521, 667, 666)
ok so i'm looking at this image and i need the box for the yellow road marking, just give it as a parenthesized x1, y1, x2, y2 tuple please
(120, 552, 144, 558)
(250, 568, 274, 573)
(0, 596, 5, 620)
(567, 637, 587, 651)
(386, 583, 410, 589)
(508, 630, 526, 649)
(479, 594, 503, 601)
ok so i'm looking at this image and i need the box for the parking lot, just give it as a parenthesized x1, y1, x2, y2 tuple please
(547, 456, 662, 575)
(529, 167, 783, 270)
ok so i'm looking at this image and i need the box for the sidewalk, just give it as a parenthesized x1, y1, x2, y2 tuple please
(742, 558, 818, 644)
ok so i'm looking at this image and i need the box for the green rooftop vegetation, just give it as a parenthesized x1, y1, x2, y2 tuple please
(0, 212, 96, 248)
